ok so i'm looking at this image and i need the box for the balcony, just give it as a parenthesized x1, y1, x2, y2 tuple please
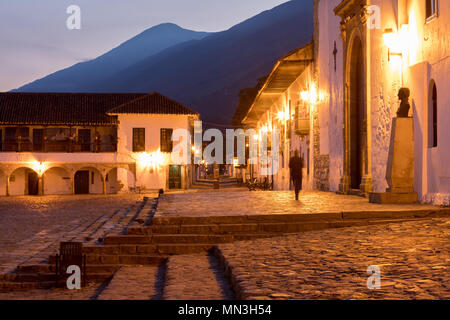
(0, 139, 117, 153)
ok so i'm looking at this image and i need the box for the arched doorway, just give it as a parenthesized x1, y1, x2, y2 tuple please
(9, 167, 39, 196)
(74, 167, 103, 194)
(43, 167, 71, 195)
(348, 37, 366, 190)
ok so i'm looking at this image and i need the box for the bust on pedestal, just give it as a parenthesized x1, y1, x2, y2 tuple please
(369, 88, 418, 204)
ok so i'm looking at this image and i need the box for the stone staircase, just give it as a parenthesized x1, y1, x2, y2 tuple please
(0, 196, 163, 290)
(191, 178, 241, 189)
(1, 195, 448, 292)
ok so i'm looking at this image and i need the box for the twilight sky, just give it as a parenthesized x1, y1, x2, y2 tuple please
(0, 0, 287, 92)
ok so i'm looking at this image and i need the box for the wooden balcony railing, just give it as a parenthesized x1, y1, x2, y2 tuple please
(1, 139, 117, 153)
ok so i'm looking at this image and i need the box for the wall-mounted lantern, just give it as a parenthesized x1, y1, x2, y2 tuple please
(295, 99, 310, 136)
(383, 25, 409, 62)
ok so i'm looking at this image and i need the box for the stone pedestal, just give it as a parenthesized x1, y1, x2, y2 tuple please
(370, 117, 418, 204)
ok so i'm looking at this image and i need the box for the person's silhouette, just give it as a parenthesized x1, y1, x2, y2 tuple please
(289, 150, 304, 200)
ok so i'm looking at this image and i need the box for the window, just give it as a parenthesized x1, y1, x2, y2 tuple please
(160, 128, 173, 153)
(426, 0, 438, 21)
(428, 81, 437, 148)
(133, 128, 145, 152)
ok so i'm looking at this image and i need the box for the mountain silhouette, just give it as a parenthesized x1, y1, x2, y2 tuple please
(16, 23, 210, 93)
(16, 0, 314, 124)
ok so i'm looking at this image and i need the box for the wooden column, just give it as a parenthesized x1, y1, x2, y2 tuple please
(102, 175, 107, 195)
(6, 175, 10, 196)
(70, 176, 75, 195)
(38, 176, 43, 196)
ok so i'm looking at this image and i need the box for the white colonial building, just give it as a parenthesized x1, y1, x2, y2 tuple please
(241, 0, 449, 205)
(0, 92, 199, 196)
(242, 43, 315, 191)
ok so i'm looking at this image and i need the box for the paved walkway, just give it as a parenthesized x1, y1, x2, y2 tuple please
(156, 190, 439, 218)
(0, 194, 152, 274)
(164, 253, 234, 300)
(216, 217, 450, 300)
(98, 266, 163, 300)
(0, 190, 447, 300)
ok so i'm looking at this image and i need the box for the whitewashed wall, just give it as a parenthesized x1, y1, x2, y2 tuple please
(316, 0, 345, 192)
(116, 114, 193, 190)
(316, 0, 449, 204)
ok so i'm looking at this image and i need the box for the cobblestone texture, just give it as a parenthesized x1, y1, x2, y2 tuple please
(156, 190, 440, 218)
(98, 266, 162, 300)
(0, 191, 448, 300)
(0, 194, 150, 274)
(164, 253, 234, 300)
(0, 283, 100, 300)
(217, 218, 450, 300)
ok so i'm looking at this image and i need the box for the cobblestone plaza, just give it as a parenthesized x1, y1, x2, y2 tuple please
(0, 190, 448, 300)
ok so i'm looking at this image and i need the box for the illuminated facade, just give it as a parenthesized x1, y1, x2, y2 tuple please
(0, 92, 199, 196)
(316, 0, 449, 204)
(242, 0, 448, 204)
(242, 43, 315, 191)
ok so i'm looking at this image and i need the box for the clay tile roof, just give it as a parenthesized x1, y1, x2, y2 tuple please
(0, 92, 146, 126)
(106, 92, 199, 116)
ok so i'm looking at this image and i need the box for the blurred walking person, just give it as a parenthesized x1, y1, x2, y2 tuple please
(289, 150, 304, 200)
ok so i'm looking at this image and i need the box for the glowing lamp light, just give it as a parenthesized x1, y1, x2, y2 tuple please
(32, 161, 46, 175)
(383, 25, 408, 62)
(383, 28, 397, 51)
(191, 146, 200, 155)
(253, 134, 259, 141)
(261, 126, 268, 133)
(300, 91, 310, 101)
(137, 151, 164, 168)
(300, 84, 320, 104)
(277, 111, 285, 120)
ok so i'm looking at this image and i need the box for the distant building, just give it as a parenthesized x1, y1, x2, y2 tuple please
(241, 0, 449, 205)
(241, 43, 314, 190)
(0, 92, 199, 195)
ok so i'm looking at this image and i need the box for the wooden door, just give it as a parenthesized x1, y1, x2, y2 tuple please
(28, 171, 39, 195)
(74, 171, 90, 194)
(169, 165, 182, 189)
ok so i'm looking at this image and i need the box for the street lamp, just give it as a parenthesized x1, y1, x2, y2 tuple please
(383, 25, 409, 62)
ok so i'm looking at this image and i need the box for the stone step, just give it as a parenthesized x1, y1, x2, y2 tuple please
(83, 243, 214, 255)
(128, 223, 261, 235)
(151, 209, 450, 226)
(16, 264, 121, 274)
(104, 234, 236, 245)
(0, 281, 55, 290)
(48, 254, 166, 265)
(129, 221, 356, 235)
(4, 272, 113, 283)
(95, 203, 142, 240)
(151, 213, 343, 225)
(104, 233, 286, 245)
